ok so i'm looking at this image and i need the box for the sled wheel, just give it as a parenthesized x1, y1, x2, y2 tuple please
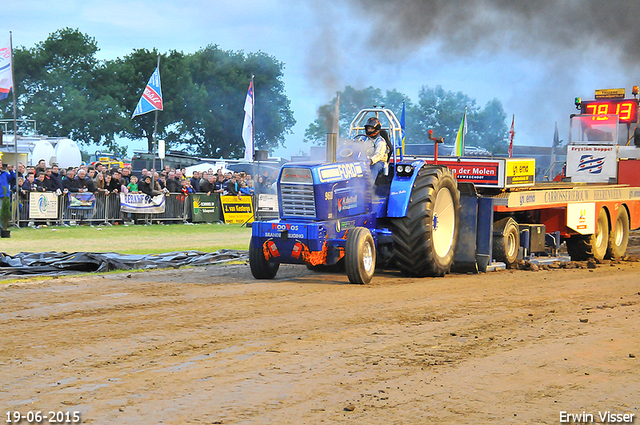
(345, 227, 376, 284)
(566, 207, 609, 261)
(493, 217, 520, 267)
(249, 237, 279, 279)
(606, 207, 629, 259)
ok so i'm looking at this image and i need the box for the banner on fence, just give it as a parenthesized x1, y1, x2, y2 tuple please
(68, 193, 95, 210)
(257, 194, 279, 212)
(191, 193, 222, 223)
(29, 192, 59, 219)
(220, 195, 254, 224)
(119, 193, 166, 214)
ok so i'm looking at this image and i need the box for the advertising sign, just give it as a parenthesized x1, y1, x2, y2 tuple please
(29, 192, 58, 219)
(120, 193, 166, 214)
(433, 158, 502, 187)
(566, 145, 618, 183)
(505, 158, 535, 186)
(567, 203, 596, 235)
(68, 193, 95, 210)
(220, 195, 254, 223)
(191, 193, 221, 223)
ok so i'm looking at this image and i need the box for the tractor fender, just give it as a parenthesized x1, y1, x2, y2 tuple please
(387, 159, 426, 218)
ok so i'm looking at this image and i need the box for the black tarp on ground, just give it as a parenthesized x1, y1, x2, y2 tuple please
(0, 250, 248, 276)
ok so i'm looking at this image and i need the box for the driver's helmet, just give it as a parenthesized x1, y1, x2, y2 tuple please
(364, 117, 381, 138)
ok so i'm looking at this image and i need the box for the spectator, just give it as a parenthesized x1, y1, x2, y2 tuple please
(62, 168, 79, 193)
(190, 171, 200, 192)
(105, 170, 121, 193)
(246, 179, 256, 195)
(22, 173, 37, 193)
(181, 179, 194, 195)
(75, 169, 96, 193)
(35, 159, 47, 174)
(0, 159, 16, 197)
(225, 175, 239, 196)
(127, 175, 139, 193)
(175, 170, 185, 181)
(165, 171, 181, 193)
(239, 181, 253, 196)
(48, 164, 63, 192)
(138, 175, 161, 197)
(87, 168, 96, 180)
(17, 162, 25, 178)
(95, 172, 108, 194)
(15, 176, 25, 196)
(199, 172, 208, 189)
(199, 174, 216, 196)
(121, 167, 131, 185)
(213, 174, 226, 193)
(95, 162, 105, 174)
(34, 172, 47, 192)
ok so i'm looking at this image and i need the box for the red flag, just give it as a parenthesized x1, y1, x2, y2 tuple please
(508, 115, 515, 158)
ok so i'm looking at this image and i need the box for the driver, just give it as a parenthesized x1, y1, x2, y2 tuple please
(357, 117, 389, 178)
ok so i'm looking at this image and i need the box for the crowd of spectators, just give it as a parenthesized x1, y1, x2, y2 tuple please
(5, 159, 278, 199)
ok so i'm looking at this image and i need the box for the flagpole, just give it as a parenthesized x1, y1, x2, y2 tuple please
(151, 56, 160, 190)
(251, 75, 255, 160)
(10, 31, 18, 224)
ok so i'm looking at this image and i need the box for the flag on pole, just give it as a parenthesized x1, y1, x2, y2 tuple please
(400, 100, 406, 154)
(508, 115, 515, 157)
(0, 37, 12, 101)
(242, 79, 254, 162)
(132, 67, 163, 118)
(454, 107, 467, 156)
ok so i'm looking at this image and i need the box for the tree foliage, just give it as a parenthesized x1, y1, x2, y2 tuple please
(4, 28, 125, 151)
(2, 29, 295, 158)
(305, 85, 508, 153)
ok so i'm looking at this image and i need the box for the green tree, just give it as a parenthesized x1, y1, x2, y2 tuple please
(105, 48, 190, 153)
(304, 86, 412, 145)
(3, 28, 125, 150)
(172, 46, 294, 158)
(416, 85, 508, 153)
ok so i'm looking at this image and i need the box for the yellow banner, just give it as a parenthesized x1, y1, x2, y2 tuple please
(505, 158, 535, 186)
(219, 195, 254, 223)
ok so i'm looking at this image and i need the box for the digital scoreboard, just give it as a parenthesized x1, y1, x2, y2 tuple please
(580, 99, 639, 124)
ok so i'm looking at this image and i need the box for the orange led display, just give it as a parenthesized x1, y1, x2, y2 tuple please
(581, 99, 639, 124)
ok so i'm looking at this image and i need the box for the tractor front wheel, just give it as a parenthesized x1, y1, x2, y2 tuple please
(249, 237, 280, 279)
(345, 227, 376, 284)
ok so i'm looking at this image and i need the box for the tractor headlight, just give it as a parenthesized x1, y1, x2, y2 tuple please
(396, 164, 414, 176)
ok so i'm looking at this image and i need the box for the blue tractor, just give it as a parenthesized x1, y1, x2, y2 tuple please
(250, 108, 461, 284)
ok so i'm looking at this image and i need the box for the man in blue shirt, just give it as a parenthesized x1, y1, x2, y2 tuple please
(0, 159, 16, 197)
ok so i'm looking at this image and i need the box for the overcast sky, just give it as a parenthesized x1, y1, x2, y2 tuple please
(5, 0, 640, 159)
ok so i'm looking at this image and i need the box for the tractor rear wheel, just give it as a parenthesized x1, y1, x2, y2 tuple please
(391, 166, 460, 277)
(566, 207, 609, 261)
(249, 237, 280, 279)
(606, 207, 629, 259)
(345, 227, 376, 284)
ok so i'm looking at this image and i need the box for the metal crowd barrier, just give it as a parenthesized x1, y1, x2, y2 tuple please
(12, 191, 281, 227)
(14, 192, 192, 227)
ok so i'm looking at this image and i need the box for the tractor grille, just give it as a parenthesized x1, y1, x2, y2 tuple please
(280, 184, 316, 217)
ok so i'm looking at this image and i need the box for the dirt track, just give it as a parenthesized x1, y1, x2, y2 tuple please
(1, 241, 640, 424)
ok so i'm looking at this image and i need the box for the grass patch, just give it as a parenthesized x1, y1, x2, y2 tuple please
(1, 223, 252, 255)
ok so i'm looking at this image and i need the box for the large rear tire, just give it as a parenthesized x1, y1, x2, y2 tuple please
(566, 207, 609, 261)
(391, 166, 460, 277)
(345, 227, 376, 284)
(249, 238, 280, 279)
(606, 207, 629, 259)
(492, 217, 520, 267)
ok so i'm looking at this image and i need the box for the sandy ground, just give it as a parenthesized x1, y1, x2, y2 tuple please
(1, 238, 640, 424)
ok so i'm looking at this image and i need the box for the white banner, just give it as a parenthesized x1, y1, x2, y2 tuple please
(566, 145, 618, 183)
(257, 194, 279, 212)
(120, 193, 166, 214)
(29, 192, 58, 219)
